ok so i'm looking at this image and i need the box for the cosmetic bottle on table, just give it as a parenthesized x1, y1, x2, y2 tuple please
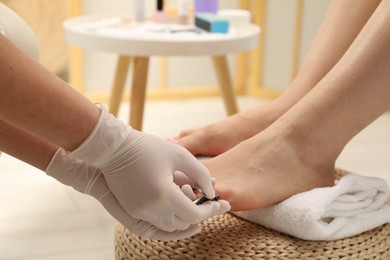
(133, 0, 145, 22)
(153, 0, 166, 23)
(178, 0, 190, 25)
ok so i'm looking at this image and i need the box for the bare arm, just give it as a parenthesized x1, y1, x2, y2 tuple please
(0, 119, 57, 170)
(0, 34, 100, 151)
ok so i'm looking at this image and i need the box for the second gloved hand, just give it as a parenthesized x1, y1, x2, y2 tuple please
(46, 148, 212, 240)
(69, 105, 231, 232)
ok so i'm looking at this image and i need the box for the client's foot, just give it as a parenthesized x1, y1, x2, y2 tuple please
(170, 105, 277, 156)
(202, 126, 336, 211)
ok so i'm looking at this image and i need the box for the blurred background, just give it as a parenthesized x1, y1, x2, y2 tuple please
(2, 0, 331, 101)
(1, 1, 389, 259)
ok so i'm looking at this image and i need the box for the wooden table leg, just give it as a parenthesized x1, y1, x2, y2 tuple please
(109, 55, 131, 117)
(130, 56, 149, 130)
(212, 55, 239, 115)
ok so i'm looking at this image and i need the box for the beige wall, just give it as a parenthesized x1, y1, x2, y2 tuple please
(261, 0, 330, 91)
(80, 0, 331, 94)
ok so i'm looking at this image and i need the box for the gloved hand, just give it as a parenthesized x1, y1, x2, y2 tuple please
(46, 148, 226, 240)
(69, 105, 231, 232)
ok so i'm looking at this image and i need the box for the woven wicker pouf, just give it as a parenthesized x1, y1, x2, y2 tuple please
(114, 170, 390, 260)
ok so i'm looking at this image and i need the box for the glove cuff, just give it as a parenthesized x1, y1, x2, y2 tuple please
(46, 147, 108, 198)
(46, 148, 82, 190)
(69, 104, 131, 166)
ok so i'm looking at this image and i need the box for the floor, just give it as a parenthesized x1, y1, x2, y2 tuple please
(0, 96, 389, 260)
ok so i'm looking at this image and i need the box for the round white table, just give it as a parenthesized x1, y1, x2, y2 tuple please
(64, 14, 260, 130)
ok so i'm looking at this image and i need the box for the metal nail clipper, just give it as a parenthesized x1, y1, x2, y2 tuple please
(194, 184, 220, 205)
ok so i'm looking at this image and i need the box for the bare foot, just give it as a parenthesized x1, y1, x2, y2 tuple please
(170, 105, 278, 156)
(202, 127, 335, 211)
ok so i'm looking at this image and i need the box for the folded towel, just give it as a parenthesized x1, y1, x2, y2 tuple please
(233, 172, 390, 241)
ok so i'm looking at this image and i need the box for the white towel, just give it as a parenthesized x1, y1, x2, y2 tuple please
(232, 172, 390, 241)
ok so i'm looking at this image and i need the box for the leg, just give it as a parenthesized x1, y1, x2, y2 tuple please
(171, 0, 381, 156)
(205, 0, 390, 211)
(109, 55, 131, 117)
(130, 56, 149, 130)
(212, 55, 238, 116)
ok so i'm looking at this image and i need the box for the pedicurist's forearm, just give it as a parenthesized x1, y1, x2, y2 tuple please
(0, 34, 100, 151)
(0, 119, 57, 170)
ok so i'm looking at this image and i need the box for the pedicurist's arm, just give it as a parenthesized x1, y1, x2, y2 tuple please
(0, 119, 56, 171)
(0, 33, 230, 237)
(0, 34, 100, 151)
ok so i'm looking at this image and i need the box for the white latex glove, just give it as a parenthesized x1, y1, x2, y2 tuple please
(46, 148, 219, 240)
(69, 105, 230, 232)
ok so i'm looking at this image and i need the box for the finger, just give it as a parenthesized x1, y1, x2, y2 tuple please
(135, 186, 193, 232)
(173, 171, 196, 187)
(189, 201, 221, 223)
(167, 184, 221, 224)
(175, 151, 215, 199)
(158, 214, 191, 231)
(137, 213, 176, 232)
(98, 191, 160, 236)
(181, 184, 196, 201)
(196, 156, 212, 161)
(150, 185, 198, 231)
(158, 194, 231, 230)
(217, 200, 231, 214)
(174, 173, 216, 186)
(151, 224, 201, 241)
(94, 172, 196, 238)
(185, 199, 231, 223)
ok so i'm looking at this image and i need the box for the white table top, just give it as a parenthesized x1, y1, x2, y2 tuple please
(63, 14, 260, 56)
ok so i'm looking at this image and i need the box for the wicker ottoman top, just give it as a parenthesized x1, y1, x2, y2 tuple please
(115, 170, 390, 260)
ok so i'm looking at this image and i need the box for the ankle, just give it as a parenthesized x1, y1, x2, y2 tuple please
(272, 120, 337, 179)
(240, 102, 283, 132)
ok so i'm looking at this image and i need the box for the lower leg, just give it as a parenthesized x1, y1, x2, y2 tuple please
(205, 0, 390, 210)
(172, 0, 381, 156)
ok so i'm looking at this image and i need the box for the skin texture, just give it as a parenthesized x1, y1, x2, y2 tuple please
(0, 34, 100, 155)
(0, 33, 101, 170)
(173, 0, 390, 211)
(171, 0, 381, 157)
